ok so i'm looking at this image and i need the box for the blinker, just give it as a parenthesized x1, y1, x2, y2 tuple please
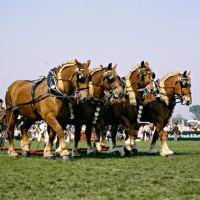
(77, 73, 85, 83)
(106, 74, 115, 84)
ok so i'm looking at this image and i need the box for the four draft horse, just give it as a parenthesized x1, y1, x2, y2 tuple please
(5, 59, 91, 160)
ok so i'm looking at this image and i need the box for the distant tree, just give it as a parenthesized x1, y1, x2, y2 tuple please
(172, 114, 187, 125)
(189, 105, 200, 121)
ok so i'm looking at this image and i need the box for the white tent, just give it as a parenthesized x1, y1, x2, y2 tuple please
(187, 119, 200, 127)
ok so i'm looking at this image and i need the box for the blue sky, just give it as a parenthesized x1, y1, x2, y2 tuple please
(0, 0, 199, 120)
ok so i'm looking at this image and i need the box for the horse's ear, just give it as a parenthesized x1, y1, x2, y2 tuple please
(152, 72, 156, 79)
(187, 71, 191, 76)
(141, 61, 144, 66)
(113, 63, 117, 70)
(145, 62, 149, 66)
(183, 71, 187, 76)
(86, 60, 91, 68)
(108, 63, 112, 70)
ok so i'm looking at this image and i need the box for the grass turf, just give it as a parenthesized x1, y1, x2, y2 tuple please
(0, 140, 200, 200)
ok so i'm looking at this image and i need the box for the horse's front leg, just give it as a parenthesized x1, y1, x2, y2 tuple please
(44, 121, 71, 161)
(158, 125, 174, 157)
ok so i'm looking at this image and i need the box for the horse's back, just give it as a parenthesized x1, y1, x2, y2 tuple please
(6, 80, 34, 104)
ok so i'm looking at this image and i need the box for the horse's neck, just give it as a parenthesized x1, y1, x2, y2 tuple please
(159, 75, 177, 105)
(132, 84, 144, 99)
(56, 66, 76, 95)
(90, 72, 105, 99)
(129, 73, 144, 99)
(143, 93, 155, 105)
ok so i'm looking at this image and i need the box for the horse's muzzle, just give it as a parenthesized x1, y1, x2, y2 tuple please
(182, 96, 192, 106)
(113, 91, 124, 99)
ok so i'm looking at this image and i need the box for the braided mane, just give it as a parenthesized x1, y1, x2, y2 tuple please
(160, 69, 180, 83)
(89, 64, 104, 75)
(125, 62, 140, 80)
(57, 59, 78, 90)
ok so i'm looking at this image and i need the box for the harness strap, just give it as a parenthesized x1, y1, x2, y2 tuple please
(31, 77, 45, 119)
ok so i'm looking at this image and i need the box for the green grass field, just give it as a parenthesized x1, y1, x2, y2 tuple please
(0, 140, 200, 200)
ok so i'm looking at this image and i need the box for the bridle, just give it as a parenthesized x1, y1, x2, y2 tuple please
(174, 75, 192, 103)
(91, 69, 124, 98)
(128, 66, 154, 89)
(156, 74, 192, 105)
(50, 66, 89, 98)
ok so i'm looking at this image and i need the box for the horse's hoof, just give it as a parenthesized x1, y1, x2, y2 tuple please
(9, 155, 19, 159)
(72, 155, 81, 159)
(94, 151, 100, 155)
(53, 151, 59, 156)
(150, 153, 158, 156)
(132, 149, 138, 155)
(124, 147, 131, 157)
(112, 150, 120, 155)
(21, 150, 30, 157)
(166, 154, 174, 158)
(62, 155, 72, 161)
(87, 152, 94, 156)
(45, 156, 55, 160)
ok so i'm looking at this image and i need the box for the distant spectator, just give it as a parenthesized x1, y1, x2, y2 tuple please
(173, 123, 179, 141)
(193, 124, 198, 131)
(144, 124, 151, 141)
(137, 125, 145, 140)
(0, 99, 6, 132)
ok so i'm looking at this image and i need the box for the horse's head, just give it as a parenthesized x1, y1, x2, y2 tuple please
(128, 61, 156, 97)
(174, 71, 192, 106)
(90, 63, 124, 99)
(71, 59, 91, 101)
(137, 61, 155, 89)
(102, 63, 124, 99)
(56, 59, 91, 101)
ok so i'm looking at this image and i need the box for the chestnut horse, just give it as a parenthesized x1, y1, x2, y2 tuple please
(53, 63, 125, 157)
(95, 61, 156, 155)
(5, 59, 90, 160)
(136, 70, 192, 157)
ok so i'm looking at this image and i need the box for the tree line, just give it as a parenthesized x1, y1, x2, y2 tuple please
(172, 105, 200, 124)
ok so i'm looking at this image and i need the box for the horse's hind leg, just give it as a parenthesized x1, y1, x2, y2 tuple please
(72, 123, 81, 157)
(20, 119, 35, 157)
(44, 127, 56, 159)
(85, 124, 94, 155)
(6, 110, 18, 158)
(110, 125, 121, 155)
(147, 129, 159, 155)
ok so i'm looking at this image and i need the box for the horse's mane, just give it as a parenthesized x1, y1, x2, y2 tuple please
(125, 62, 140, 80)
(58, 58, 78, 68)
(159, 69, 180, 105)
(89, 64, 104, 75)
(159, 69, 180, 83)
(57, 59, 79, 90)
